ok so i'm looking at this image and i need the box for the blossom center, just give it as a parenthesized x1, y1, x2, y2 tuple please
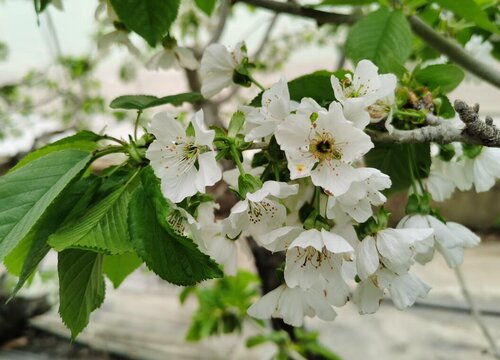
(247, 199, 278, 224)
(310, 133, 342, 162)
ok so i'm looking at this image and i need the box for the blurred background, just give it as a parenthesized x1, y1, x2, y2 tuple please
(1, 0, 499, 359)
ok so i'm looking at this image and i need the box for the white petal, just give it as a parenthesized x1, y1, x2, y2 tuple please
(195, 151, 222, 192)
(247, 285, 284, 320)
(378, 270, 431, 310)
(284, 247, 321, 289)
(356, 236, 379, 280)
(192, 110, 215, 147)
(320, 229, 353, 253)
(289, 229, 323, 251)
(352, 279, 384, 314)
(174, 46, 199, 70)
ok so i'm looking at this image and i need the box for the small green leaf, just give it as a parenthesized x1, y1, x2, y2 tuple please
(109, 95, 158, 110)
(433, 0, 498, 34)
(48, 179, 136, 255)
(0, 150, 92, 262)
(109, 0, 181, 46)
(194, 0, 218, 15)
(346, 7, 412, 73)
(364, 143, 431, 194)
(58, 249, 105, 339)
(110, 92, 203, 110)
(414, 64, 465, 93)
(10, 131, 102, 172)
(228, 111, 245, 137)
(103, 252, 142, 288)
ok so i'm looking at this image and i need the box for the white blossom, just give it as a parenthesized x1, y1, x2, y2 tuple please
(331, 59, 397, 129)
(398, 214, 480, 268)
(353, 269, 430, 314)
(275, 101, 374, 196)
(147, 46, 198, 71)
(145, 110, 222, 203)
(190, 203, 240, 276)
(462, 147, 500, 192)
(284, 228, 353, 290)
(223, 181, 299, 239)
(247, 284, 336, 327)
(242, 78, 297, 141)
(356, 228, 433, 280)
(97, 30, 141, 58)
(200, 42, 247, 98)
(326, 168, 391, 222)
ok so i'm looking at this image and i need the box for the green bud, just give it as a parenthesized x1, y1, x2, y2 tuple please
(438, 143, 456, 162)
(462, 143, 483, 159)
(238, 174, 262, 198)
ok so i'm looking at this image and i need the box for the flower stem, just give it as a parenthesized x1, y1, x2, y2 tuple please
(314, 187, 322, 211)
(248, 74, 266, 91)
(103, 134, 127, 146)
(92, 145, 126, 160)
(230, 146, 246, 175)
(134, 110, 143, 141)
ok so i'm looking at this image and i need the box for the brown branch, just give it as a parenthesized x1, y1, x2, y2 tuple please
(235, 0, 500, 89)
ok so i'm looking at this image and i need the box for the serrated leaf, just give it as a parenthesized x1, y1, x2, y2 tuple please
(436, 94, 455, 119)
(103, 252, 142, 288)
(58, 249, 105, 339)
(364, 143, 431, 194)
(194, 0, 218, 15)
(10, 131, 102, 173)
(0, 150, 92, 262)
(4, 176, 102, 299)
(128, 169, 222, 285)
(110, 92, 203, 110)
(414, 64, 465, 93)
(48, 178, 136, 254)
(109, 0, 181, 46)
(346, 7, 412, 73)
(433, 0, 498, 34)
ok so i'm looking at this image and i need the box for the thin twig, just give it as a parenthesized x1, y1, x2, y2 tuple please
(235, 0, 500, 89)
(454, 267, 500, 359)
(208, 0, 231, 46)
(254, 13, 280, 61)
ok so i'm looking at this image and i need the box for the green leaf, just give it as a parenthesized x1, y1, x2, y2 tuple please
(110, 92, 203, 110)
(58, 249, 105, 339)
(194, 0, 217, 15)
(364, 143, 431, 194)
(319, 0, 376, 5)
(109, 0, 181, 46)
(128, 167, 222, 285)
(103, 252, 142, 289)
(435, 94, 455, 118)
(433, 0, 498, 34)
(0, 150, 91, 262)
(250, 71, 342, 108)
(4, 177, 100, 298)
(345, 7, 412, 73)
(10, 131, 103, 173)
(414, 64, 465, 93)
(228, 111, 245, 138)
(48, 178, 136, 255)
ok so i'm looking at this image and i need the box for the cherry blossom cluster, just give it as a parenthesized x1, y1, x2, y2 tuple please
(143, 42, 495, 327)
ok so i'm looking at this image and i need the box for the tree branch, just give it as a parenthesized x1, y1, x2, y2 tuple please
(408, 16, 500, 89)
(236, 0, 359, 25)
(367, 100, 500, 147)
(235, 0, 500, 89)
